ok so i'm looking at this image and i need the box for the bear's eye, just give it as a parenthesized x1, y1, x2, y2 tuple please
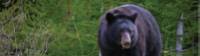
(129, 29, 135, 35)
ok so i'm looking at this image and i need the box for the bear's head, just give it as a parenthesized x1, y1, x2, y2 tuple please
(105, 11, 138, 49)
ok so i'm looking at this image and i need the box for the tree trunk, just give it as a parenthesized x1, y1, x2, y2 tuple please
(176, 14, 184, 56)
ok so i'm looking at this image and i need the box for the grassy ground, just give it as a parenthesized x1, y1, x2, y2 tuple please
(0, 0, 198, 56)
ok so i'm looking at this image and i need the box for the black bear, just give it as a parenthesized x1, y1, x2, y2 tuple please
(98, 4, 162, 56)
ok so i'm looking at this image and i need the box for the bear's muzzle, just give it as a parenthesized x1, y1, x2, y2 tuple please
(120, 32, 131, 49)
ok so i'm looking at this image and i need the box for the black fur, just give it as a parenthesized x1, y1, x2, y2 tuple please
(98, 4, 162, 56)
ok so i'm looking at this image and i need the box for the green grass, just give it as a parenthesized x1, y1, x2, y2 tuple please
(0, 0, 198, 56)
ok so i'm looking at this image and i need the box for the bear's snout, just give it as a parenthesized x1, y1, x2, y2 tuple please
(121, 32, 131, 49)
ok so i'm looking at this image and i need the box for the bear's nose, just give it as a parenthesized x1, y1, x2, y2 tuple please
(121, 41, 131, 49)
(121, 32, 131, 49)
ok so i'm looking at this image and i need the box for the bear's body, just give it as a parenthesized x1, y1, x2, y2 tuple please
(98, 4, 162, 56)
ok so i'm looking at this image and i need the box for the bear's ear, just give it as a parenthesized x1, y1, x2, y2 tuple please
(106, 12, 116, 24)
(129, 13, 138, 22)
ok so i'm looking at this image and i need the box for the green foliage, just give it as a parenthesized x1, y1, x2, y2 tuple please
(0, 0, 197, 56)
